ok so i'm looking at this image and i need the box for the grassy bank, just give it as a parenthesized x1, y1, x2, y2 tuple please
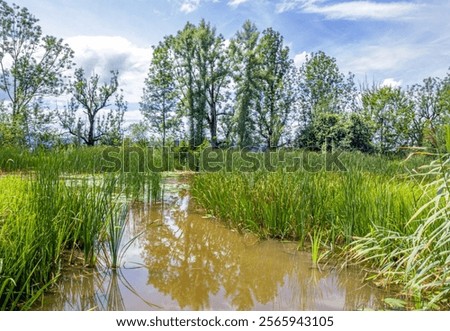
(192, 169, 421, 243)
(0, 159, 161, 310)
(191, 149, 449, 309)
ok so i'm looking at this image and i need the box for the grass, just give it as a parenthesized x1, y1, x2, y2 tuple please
(191, 168, 422, 243)
(190, 148, 450, 309)
(104, 204, 130, 269)
(349, 141, 450, 309)
(0, 151, 161, 310)
(309, 230, 324, 268)
(0, 143, 446, 309)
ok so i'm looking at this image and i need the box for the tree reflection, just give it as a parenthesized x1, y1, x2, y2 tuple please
(39, 178, 391, 311)
(135, 190, 321, 310)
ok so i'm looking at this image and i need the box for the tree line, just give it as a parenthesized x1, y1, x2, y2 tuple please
(1, 1, 449, 153)
(140, 19, 449, 153)
(0, 1, 125, 147)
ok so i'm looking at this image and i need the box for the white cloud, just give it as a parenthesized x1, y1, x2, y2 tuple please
(381, 78, 402, 88)
(123, 108, 142, 125)
(180, 0, 201, 13)
(277, 0, 420, 20)
(228, 0, 250, 8)
(339, 44, 423, 73)
(330, 42, 431, 86)
(66, 36, 152, 103)
(294, 51, 309, 67)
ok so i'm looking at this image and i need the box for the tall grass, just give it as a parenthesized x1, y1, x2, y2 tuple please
(103, 204, 129, 269)
(191, 168, 421, 244)
(190, 150, 450, 308)
(0, 155, 161, 310)
(350, 128, 450, 309)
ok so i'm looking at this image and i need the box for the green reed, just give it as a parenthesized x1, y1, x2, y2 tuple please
(350, 135, 450, 309)
(0, 153, 161, 310)
(104, 204, 129, 269)
(191, 168, 420, 243)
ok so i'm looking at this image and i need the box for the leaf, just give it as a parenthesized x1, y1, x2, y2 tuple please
(384, 298, 406, 309)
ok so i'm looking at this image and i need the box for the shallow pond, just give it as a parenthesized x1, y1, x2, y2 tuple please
(39, 176, 393, 311)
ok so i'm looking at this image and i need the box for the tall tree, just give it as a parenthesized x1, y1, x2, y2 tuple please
(0, 0, 73, 144)
(195, 20, 230, 149)
(298, 51, 355, 124)
(167, 20, 230, 149)
(254, 28, 295, 149)
(362, 85, 412, 153)
(59, 68, 126, 146)
(141, 40, 179, 146)
(229, 20, 260, 148)
(170, 23, 205, 148)
(408, 76, 448, 147)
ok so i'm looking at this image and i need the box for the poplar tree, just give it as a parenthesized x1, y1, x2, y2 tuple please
(141, 41, 179, 146)
(0, 0, 74, 145)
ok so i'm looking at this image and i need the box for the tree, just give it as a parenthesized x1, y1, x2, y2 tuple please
(408, 76, 448, 147)
(298, 51, 356, 124)
(167, 20, 230, 149)
(141, 40, 180, 146)
(170, 23, 205, 148)
(296, 112, 374, 152)
(195, 20, 230, 149)
(362, 85, 413, 153)
(254, 28, 296, 149)
(346, 112, 374, 153)
(0, 1, 73, 145)
(0, 100, 12, 145)
(59, 68, 126, 146)
(125, 121, 150, 147)
(296, 112, 346, 151)
(229, 20, 260, 148)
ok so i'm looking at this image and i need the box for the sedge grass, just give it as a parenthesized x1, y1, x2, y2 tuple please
(191, 168, 421, 243)
(190, 151, 449, 308)
(350, 137, 450, 309)
(0, 159, 161, 310)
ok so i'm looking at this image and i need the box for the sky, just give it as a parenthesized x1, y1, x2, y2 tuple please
(5, 0, 450, 123)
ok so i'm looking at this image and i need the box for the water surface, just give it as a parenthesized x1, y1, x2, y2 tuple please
(39, 176, 391, 311)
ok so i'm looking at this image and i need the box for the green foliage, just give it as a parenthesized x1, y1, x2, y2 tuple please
(408, 76, 449, 148)
(254, 28, 296, 149)
(0, 153, 162, 309)
(296, 112, 374, 152)
(141, 40, 180, 146)
(346, 113, 374, 153)
(362, 85, 413, 153)
(191, 154, 421, 243)
(350, 143, 450, 309)
(0, 0, 74, 146)
(165, 20, 231, 149)
(59, 68, 126, 146)
(229, 20, 260, 148)
(298, 51, 356, 122)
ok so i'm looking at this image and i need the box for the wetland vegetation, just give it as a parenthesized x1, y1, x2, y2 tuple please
(0, 0, 449, 311)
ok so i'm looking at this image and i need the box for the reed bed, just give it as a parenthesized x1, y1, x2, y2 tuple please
(350, 148, 450, 309)
(191, 169, 421, 242)
(0, 157, 161, 310)
(191, 149, 450, 308)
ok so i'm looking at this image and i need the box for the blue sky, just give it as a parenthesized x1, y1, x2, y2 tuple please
(7, 0, 450, 116)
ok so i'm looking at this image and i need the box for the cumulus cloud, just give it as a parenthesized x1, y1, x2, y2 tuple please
(276, 0, 420, 20)
(381, 78, 402, 88)
(338, 44, 423, 74)
(228, 0, 250, 8)
(180, 0, 201, 13)
(294, 51, 309, 67)
(66, 36, 152, 103)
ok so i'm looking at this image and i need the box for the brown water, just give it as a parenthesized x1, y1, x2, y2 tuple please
(39, 176, 392, 311)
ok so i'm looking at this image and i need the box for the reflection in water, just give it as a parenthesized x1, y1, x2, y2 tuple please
(39, 176, 390, 311)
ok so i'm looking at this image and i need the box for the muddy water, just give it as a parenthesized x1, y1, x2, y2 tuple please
(40, 176, 391, 311)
